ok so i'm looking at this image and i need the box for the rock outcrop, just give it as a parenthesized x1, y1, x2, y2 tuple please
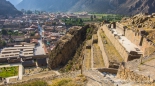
(48, 26, 89, 69)
(117, 59, 154, 83)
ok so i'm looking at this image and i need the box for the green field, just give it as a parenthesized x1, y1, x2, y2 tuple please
(83, 14, 124, 22)
(0, 66, 18, 78)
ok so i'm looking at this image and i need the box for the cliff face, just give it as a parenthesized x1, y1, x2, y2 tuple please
(0, 0, 22, 16)
(48, 26, 88, 69)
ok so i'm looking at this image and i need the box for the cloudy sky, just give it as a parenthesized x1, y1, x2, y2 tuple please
(6, 0, 22, 6)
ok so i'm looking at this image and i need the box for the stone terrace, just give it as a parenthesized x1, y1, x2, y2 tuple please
(99, 29, 123, 67)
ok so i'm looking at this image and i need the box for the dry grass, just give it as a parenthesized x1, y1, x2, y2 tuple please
(50, 75, 87, 86)
(11, 80, 48, 86)
(93, 44, 105, 68)
(100, 30, 123, 63)
(83, 49, 91, 70)
(144, 47, 155, 56)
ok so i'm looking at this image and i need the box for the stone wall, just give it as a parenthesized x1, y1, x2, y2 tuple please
(97, 68, 118, 74)
(101, 25, 129, 62)
(117, 63, 154, 83)
(125, 29, 155, 56)
(91, 42, 94, 69)
(116, 22, 155, 57)
(97, 29, 109, 68)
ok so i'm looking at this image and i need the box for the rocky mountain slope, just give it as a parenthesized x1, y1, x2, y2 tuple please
(112, 0, 155, 15)
(16, 0, 78, 12)
(48, 24, 98, 70)
(48, 26, 87, 69)
(16, 0, 155, 15)
(69, 0, 111, 13)
(0, 0, 22, 16)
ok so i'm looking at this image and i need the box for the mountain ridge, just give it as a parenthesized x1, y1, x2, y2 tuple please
(0, 0, 22, 16)
(16, 0, 155, 15)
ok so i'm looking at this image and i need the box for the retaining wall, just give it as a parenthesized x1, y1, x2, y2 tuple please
(91, 43, 94, 69)
(101, 25, 129, 62)
(117, 64, 154, 83)
(97, 68, 118, 74)
(97, 29, 109, 68)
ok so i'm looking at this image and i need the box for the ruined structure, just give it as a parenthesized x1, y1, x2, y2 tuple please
(117, 13, 155, 57)
(101, 24, 142, 62)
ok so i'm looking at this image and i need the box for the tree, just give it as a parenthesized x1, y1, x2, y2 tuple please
(79, 18, 83, 25)
(30, 32, 35, 36)
(21, 9, 25, 13)
(2, 29, 7, 35)
(94, 15, 96, 19)
(26, 10, 32, 14)
(90, 15, 93, 21)
(2, 41, 6, 46)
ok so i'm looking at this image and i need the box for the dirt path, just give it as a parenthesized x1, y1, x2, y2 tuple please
(84, 70, 114, 86)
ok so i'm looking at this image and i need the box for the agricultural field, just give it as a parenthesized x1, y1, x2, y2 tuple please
(83, 14, 124, 22)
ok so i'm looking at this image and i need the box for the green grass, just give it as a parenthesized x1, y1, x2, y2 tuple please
(90, 13, 123, 22)
(0, 66, 18, 78)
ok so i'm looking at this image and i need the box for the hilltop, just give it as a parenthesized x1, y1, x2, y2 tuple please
(0, 0, 22, 16)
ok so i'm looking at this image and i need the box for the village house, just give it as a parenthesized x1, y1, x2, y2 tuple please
(30, 39, 38, 45)
(12, 36, 25, 42)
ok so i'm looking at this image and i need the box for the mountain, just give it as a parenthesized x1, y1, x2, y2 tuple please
(69, 0, 111, 13)
(16, 0, 155, 15)
(111, 0, 155, 15)
(16, 0, 78, 12)
(6, 0, 22, 6)
(0, 0, 22, 16)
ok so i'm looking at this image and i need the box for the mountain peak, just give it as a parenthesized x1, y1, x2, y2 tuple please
(0, 0, 22, 16)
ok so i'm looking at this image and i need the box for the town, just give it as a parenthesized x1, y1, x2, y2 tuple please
(0, 11, 92, 82)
